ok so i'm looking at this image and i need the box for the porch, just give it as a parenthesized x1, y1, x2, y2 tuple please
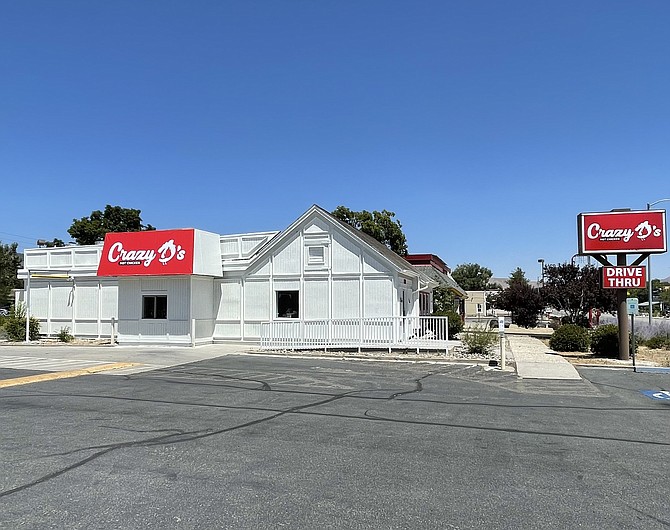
(260, 316, 452, 353)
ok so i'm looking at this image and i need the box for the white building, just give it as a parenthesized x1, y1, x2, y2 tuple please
(17, 205, 449, 347)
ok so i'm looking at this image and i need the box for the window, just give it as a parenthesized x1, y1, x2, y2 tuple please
(277, 291, 299, 318)
(307, 246, 325, 266)
(143, 295, 167, 319)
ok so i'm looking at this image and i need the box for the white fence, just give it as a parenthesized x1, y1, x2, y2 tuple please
(260, 316, 450, 353)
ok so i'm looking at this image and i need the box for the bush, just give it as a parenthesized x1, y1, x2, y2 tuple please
(433, 309, 463, 339)
(461, 325, 498, 355)
(590, 324, 620, 358)
(57, 327, 74, 343)
(644, 335, 670, 350)
(3, 304, 40, 341)
(549, 324, 590, 352)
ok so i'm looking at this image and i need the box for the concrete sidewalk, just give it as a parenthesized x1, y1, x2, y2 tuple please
(506, 335, 581, 380)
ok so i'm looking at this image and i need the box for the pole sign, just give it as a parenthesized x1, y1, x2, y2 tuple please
(97, 229, 195, 276)
(601, 266, 646, 289)
(577, 210, 667, 254)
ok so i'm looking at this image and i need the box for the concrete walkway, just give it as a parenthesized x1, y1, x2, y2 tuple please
(506, 335, 581, 380)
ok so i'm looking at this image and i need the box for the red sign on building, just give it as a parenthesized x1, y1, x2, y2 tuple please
(601, 266, 647, 289)
(97, 229, 195, 276)
(578, 210, 667, 254)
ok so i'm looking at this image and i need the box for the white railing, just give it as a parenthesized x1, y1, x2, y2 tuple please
(260, 316, 450, 353)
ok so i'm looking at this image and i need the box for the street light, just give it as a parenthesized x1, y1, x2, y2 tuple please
(538, 258, 545, 285)
(647, 198, 670, 325)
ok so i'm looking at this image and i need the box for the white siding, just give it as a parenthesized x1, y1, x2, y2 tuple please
(244, 280, 270, 321)
(51, 285, 73, 320)
(30, 282, 49, 319)
(73, 249, 99, 267)
(363, 253, 386, 274)
(218, 281, 241, 320)
(332, 278, 360, 318)
(100, 284, 118, 319)
(273, 237, 301, 275)
(364, 278, 393, 317)
(331, 232, 360, 274)
(303, 279, 329, 319)
(191, 277, 214, 320)
(75, 283, 99, 320)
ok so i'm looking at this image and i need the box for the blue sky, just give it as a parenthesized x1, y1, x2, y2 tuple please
(2, 1, 669, 281)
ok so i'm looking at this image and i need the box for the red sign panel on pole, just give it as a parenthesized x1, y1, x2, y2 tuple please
(578, 210, 666, 254)
(601, 266, 647, 289)
(97, 229, 195, 276)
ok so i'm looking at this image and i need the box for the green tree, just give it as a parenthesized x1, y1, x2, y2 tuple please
(494, 267, 544, 328)
(332, 206, 408, 256)
(451, 263, 493, 291)
(541, 263, 617, 326)
(432, 285, 456, 313)
(68, 205, 156, 245)
(0, 241, 22, 308)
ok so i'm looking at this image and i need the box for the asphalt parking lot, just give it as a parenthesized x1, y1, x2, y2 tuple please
(1, 354, 669, 529)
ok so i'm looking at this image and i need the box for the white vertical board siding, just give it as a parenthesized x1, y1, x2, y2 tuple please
(193, 230, 223, 277)
(215, 280, 242, 339)
(100, 283, 118, 320)
(118, 277, 191, 344)
(74, 282, 99, 337)
(166, 278, 189, 321)
(51, 285, 73, 320)
(303, 279, 329, 319)
(191, 277, 214, 319)
(75, 283, 98, 319)
(364, 278, 393, 317)
(244, 280, 270, 320)
(25, 252, 47, 268)
(363, 254, 387, 274)
(273, 280, 300, 292)
(221, 239, 239, 258)
(332, 278, 360, 318)
(31, 282, 49, 335)
(118, 279, 140, 320)
(30, 282, 49, 319)
(218, 281, 241, 320)
(331, 232, 361, 274)
(73, 249, 99, 267)
(273, 238, 301, 275)
(50, 251, 72, 268)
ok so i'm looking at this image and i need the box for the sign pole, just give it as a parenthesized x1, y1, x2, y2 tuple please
(616, 254, 630, 361)
(631, 313, 637, 373)
(498, 317, 505, 370)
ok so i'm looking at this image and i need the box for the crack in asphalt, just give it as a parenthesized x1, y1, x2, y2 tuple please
(2, 367, 669, 500)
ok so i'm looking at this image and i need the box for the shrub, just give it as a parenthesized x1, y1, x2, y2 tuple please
(549, 324, 590, 352)
(433, 309, 463, 339)
(3, 304, 40, 341)
(590, 324, 620, 358)
(461, 325, 498, 355)
(57, 327, 74, 343)
(644, 335, 670, 350)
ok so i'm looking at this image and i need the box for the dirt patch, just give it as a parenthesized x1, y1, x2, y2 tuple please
(557, 346, 670, 367)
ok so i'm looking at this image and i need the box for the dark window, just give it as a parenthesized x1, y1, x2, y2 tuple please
(277, 291, 299, 318)
(143, 295, 167, 319)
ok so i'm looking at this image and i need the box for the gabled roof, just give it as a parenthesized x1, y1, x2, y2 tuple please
(411, 264, 467, 298)
(245, 204, 434, 285)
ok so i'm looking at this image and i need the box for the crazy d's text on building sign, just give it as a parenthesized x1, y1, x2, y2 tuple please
(97, 229, 195, 276)
(578, 210, 667, 254)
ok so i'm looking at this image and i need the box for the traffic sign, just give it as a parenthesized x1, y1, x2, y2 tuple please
(626, 298, 639, 316)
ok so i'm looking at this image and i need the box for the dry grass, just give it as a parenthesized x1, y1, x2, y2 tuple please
(556, 346, 670, 367)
